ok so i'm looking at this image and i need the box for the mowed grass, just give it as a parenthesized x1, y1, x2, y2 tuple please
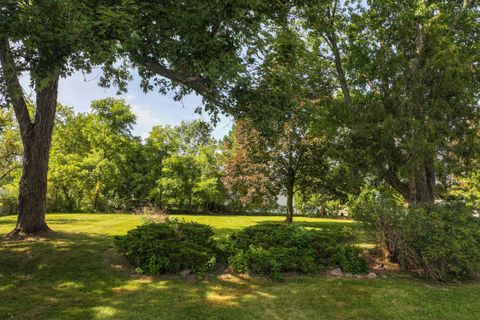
(0, 214, 479, 320)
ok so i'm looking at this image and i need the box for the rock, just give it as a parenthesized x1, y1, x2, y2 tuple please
(180, 269, 191, 277)
(367, 272, 377, 279)
(345, 273, 353, 277)
(328, 268, 343, 277)
(355, 274, 363, 279)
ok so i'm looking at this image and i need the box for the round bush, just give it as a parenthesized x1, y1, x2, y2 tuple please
(228, 223, 367, 279)
(114, 220, 218, 277)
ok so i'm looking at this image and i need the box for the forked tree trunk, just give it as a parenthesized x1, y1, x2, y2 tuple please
(9, 79, 58, 236)
(385, 159, 436, 206)
(408, 164, 436, 205)
(1, 38, 59, 236)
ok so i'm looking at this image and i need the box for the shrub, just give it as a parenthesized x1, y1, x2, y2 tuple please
(336, 246, 369, 274)
(114, 220, 218, 277)
(398, 203, 480, 281)
(350, 186, 405, 261)
(228, 223, 367, 279)
(354, 194, 480, 281)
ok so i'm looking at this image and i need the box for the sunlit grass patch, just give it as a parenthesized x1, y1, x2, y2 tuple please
(0, 213, 479, 320)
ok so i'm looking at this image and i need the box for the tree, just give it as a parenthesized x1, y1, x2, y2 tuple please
(299, 0, 480, 205)
(147, 120, 224, 212)
(49, 99, 142, 212)
(222, 120, 279, 212)
(103, 1, 291, 116)
(0, 1, 120, 235)
(0, 108, 21, 183)
(158, 155, 198, 211)
(227, 27, 331, 222)
(0, 1, 290, 234)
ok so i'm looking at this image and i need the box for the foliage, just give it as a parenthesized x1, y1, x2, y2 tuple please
(0, 108, 21, 185)
(147, 120, 225, 212)
(336, 245, 369, 274)
(299, 0, 480, 203)
(228, 223, 367, 279)
(350, 185, 406, 261)
(114, 220, 218, 278)
(447, 168, 480, 210)
(221, 120, 279, 212)
(398, 203, 480, 281)
(48, 99, 144, 212)
(105, 1, 289, 115)
(46, 104, 226, 213)
(354, 193, 480, 281)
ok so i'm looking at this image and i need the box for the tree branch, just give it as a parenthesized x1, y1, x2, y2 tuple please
(327, 32, 352, 106)
(384, 170, 411, 201)
(142, 57, 211, 97)
(451, 0, 471, 32)
(0, 38, 32, 141)
(0, 164, 20, 182)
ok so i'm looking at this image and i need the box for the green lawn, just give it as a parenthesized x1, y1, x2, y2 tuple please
(0, 214, 479, 320)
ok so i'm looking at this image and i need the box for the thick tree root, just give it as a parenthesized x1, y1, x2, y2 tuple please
(4, 224, 51, 240)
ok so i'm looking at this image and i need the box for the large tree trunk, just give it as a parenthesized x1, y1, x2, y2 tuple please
(9, 78, 58, 236)
(408, 163, 436, 205)
(385, 162, 436, 205)
(285, 184, 294, 224)
(1, 38, 59, 236)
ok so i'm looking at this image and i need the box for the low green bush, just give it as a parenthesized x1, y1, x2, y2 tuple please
(353, 191, 480, 281)
(114, 220, 218, 277)
(336, 246, 369, 274)
(228, 223, 367, 279)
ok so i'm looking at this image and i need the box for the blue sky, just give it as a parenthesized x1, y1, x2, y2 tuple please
(22, 70, 233, 140)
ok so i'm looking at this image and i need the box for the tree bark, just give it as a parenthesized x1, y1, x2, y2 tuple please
(327, 32, 352, 106)
(9, 78, 58, 235)
(384, 163, 435, 205)
(285, 183, 294, 224)
(408, 163, 436, 205)
(1, 37, 60, 236)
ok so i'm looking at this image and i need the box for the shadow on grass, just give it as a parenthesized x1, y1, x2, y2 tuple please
(1, 229, 480, 320)
(0, 231, 281, 320)
(0, 216, 16, 225)
(212, 220, 358, 240)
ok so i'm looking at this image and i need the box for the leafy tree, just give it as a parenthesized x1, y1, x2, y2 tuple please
(158, 154, 199, 211)
(149, 120, 224, 211)
(192, 145, 226, 211)
(222, 120, 278, 212)
(227, 27, 332, 222)
(0, 1, 122, 234)
(108, 1, 291, 116)
(299, 0, 480, 204)
(48, 99, 142, 212)
(447, 156, 480, 209)
(0, 108, 21, 183)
